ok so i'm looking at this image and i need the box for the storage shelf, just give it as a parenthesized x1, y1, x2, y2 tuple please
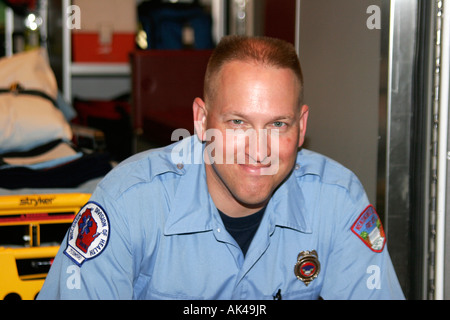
(70, 62, 130, 76)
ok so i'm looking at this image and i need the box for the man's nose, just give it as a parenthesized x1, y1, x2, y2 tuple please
(246, 129, 272, 164)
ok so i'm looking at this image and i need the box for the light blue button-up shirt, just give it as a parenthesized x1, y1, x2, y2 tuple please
(38, 136, 404, 300)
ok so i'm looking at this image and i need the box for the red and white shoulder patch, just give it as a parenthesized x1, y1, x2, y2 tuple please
(64, 202, 110, 266)
(351, 205, 386, 253)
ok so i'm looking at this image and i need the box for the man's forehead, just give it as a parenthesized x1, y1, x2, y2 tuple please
(211, 61, 300, 101)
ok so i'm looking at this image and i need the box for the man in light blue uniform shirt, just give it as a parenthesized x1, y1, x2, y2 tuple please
(38, 35, 404, 300)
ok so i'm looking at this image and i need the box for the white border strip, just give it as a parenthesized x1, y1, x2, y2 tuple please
(436, 0, 450, 301)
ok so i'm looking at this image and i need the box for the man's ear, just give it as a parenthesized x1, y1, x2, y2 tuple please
(193, 97, 208, 141)
(298, 104, 309, 148)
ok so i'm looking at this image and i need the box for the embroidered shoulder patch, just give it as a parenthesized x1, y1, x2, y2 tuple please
(351, 205, 386, 253)
(64, 202, 110, 266)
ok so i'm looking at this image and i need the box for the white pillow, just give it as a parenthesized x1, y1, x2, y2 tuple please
(0, 49, 72, 153)
(0, 95, 72, 152)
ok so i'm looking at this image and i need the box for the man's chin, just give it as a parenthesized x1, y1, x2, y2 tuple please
(234, 192, 271, 211)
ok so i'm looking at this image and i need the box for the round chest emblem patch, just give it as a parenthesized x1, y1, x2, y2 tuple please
(64, 202, 110, 266)
(299, 261, 317, 278)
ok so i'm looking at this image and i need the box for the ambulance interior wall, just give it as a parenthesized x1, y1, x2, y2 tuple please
(298, 0, 415, 298)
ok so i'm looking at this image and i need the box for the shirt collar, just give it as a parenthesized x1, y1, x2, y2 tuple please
(163, 137, 217, 235)
(266, 167, 312, 234)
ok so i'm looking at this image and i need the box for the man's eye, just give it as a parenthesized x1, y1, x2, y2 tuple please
(273, 121, 286, 128)
(231, 119, 244, 125)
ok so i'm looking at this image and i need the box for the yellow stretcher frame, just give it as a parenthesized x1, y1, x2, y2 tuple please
(0, 193, 91, 300)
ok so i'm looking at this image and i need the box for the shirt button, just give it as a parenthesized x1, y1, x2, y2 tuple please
(177, 163, 184, 170)
(295, 163, 300, 170)
(217, 228, 221, 233)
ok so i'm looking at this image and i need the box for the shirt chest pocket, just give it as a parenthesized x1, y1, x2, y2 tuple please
(133, 273, 206, 300)
(256, 283, 320, 300)
(276, 289, 319, 300)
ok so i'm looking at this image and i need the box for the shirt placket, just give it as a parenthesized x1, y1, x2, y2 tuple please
(233, 211, 274, 299)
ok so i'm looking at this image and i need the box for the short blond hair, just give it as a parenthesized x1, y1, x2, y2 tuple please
(204, 35, 304, 106)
